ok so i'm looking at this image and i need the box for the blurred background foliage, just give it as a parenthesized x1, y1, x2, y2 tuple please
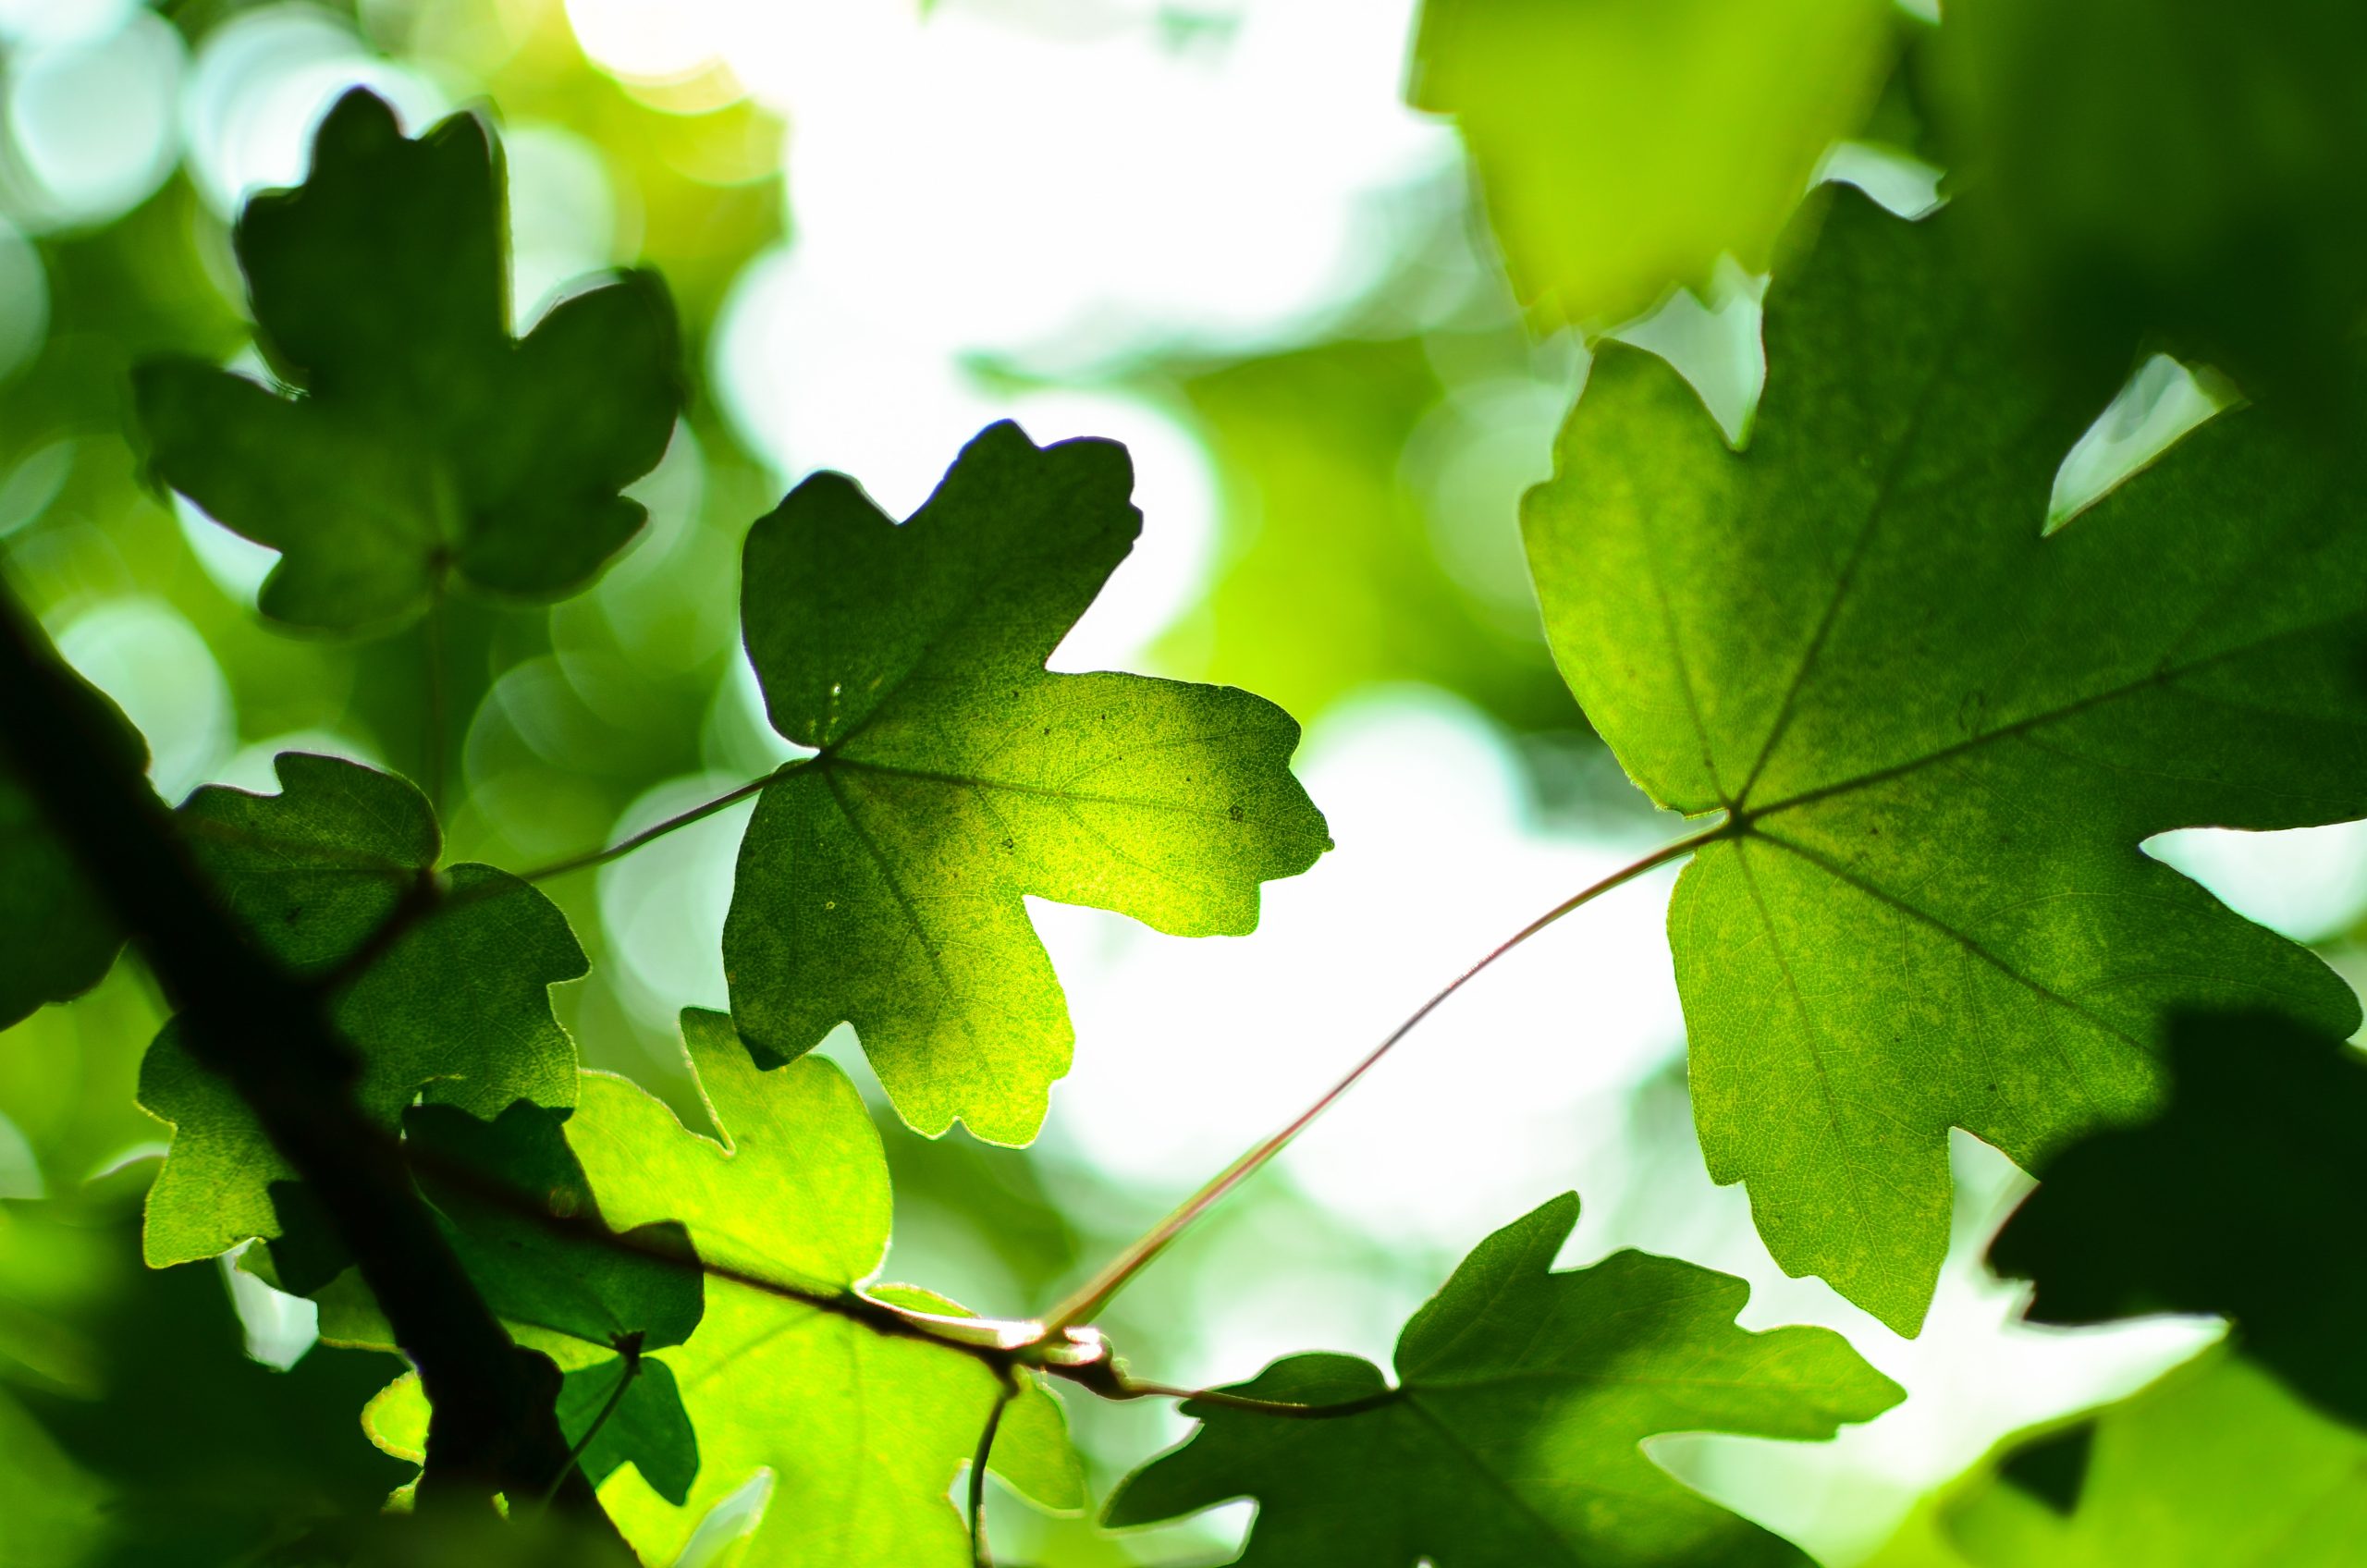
(3, 1, 2366, 1564)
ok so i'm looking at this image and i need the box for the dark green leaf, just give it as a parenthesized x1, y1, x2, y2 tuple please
(1935, 0, 2367, 401)
(1988, 1010, 2367, 1427)
(317, 1102, 705, 1507)
(557, 1354, 699, 1507)
(725, 421, 1331, 1144)
(1106, 1192, 1900, 1567)
(1524, 191, 2367, 1331)
(403, 1100, 703, 1357)
(131, 89, 681, 631)
(139, 754, 583, 1266)
(362, 1351, 702, 1513)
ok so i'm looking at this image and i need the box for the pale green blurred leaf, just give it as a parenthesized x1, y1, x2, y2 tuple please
(1413, 0, 1895, 326)
(1866, 1352, 2367, 1567)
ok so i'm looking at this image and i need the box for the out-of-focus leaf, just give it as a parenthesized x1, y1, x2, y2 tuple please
(132, 89, 681, 631)
(0, 1203, 408, 1568)
(1411, 0, 1895, 327)
(1524, 191, 2367, 1332)
(1107, 1192, 1899, 1565)
(1937, 0, 2367, 401)
(273, 1505, 639, 1568)
(0, 671, 139, 1032)
(1175, 338, 1572, 729)
(1989, 1011, 2367, 1427)
(0, 1384, 111, 1567)
(725, 421, 1330, 1145)
(139, 754, 583, 1267)
(561, 1009, 1084, 1566)
(1869, 1352, 2367, 1566)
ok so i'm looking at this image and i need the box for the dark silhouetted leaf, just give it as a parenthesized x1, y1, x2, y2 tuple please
(363, 1354, 701, 1510)
(1989, 1010, 2367, 1427)
(0, 1204, 409, 1567)
(1936, 0, 2367, 402)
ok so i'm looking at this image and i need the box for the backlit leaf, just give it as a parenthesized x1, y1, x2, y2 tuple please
(1868, 1352, 2367, 1567)
(560, 1009, 1084, 1566)
(724, 421, 1331, 1145)
(1524, 190, 2367, 1331)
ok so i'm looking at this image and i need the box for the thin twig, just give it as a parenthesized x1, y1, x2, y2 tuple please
(389, 1127, 1055, 1366)
(513, 770, 782, 883)
(380, 818, 1730, 1401)
(1104, 1372, 1397, 1420)
(968, 1380, 1016, 1568)
(1043, 818, 1733, 1330)
(537, 1348, 642, 1512)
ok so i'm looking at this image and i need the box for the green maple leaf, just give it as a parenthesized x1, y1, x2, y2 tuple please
(546, 1008, 1082, 1565)
(1410, 0, 1895, 327)
(723, 421, 1331, 1145)
(139, 754, 583, 1266)
(1874, 1351, 2367, 1567)
(1987, 1010, 2367, 1428)
(131, 89, 681, 631)
(0, 671, 139, 1030)
(1524, 191, 2367, 1332)
(1105, 1192, 1899, 1567)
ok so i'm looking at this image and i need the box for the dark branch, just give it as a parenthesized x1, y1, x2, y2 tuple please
(0, 581, 625, 1549)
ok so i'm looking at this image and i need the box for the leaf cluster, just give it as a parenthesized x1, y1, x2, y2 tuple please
(6, 4, 2367, 1562)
